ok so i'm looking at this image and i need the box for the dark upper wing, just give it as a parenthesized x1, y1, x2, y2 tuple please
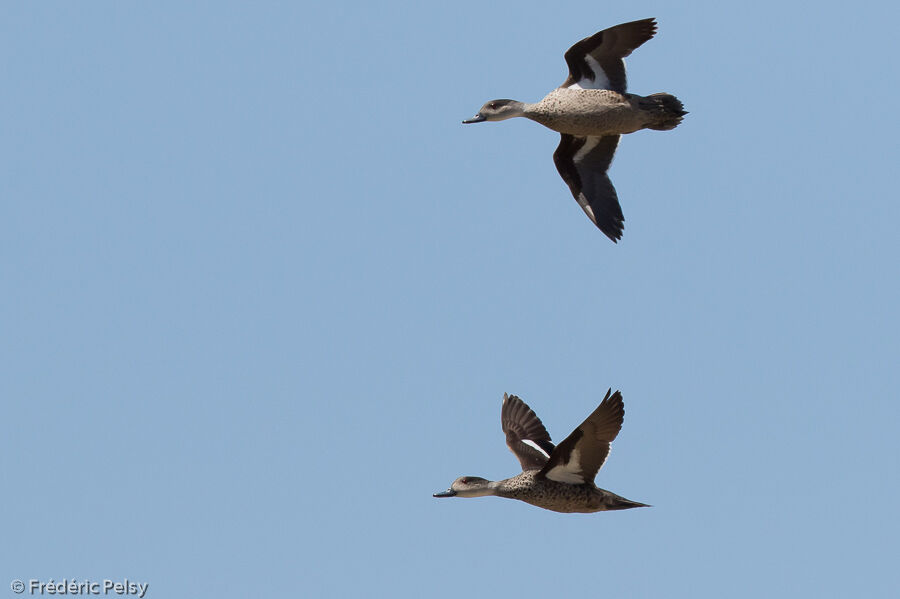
(538, 389, 624, 484)
(562, 18, 657, 92)
(553, 134, 623, 242)
(501, 393, 555, 471)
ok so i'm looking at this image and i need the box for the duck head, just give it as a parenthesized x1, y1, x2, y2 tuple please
(462, 100, 526, 123)
(433, 476, 496, 498)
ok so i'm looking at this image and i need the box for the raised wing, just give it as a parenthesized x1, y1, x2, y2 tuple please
(538, 389, 624, 484)
(501, 393, 555, 471)
(562, 18, 657, 92)
(553, 134, 623, 242)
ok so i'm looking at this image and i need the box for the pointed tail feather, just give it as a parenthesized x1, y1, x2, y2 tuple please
(604, 493, 651, 510)
(641, 93, 687, 131)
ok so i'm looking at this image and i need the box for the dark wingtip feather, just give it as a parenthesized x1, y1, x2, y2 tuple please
(595, 216, 624, 243)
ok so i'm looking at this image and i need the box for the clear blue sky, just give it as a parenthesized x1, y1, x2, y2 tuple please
(2, 1, 898, 597)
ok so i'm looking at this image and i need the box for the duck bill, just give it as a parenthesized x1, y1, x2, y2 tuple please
(462, 114, 486, 124)
(433, 489, 457, 498)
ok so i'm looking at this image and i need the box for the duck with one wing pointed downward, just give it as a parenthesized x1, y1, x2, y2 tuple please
(434, 390, 648, 513)
(463, 18, 686, 242)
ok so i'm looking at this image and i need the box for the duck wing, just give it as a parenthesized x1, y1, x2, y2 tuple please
(561, 18, 657, 92)
(501, 393, 555, 471)
(553, 134, 623, 242)
(538, 389, 624, 484)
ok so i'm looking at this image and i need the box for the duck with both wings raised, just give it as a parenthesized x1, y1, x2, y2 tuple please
(434, 390, 647, 513)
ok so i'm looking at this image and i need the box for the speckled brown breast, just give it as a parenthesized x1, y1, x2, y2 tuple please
(496, 470, 607, 514)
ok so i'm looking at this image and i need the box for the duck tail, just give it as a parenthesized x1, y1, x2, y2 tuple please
(641, 93, 687, 131)
(604, 493, 652, 511)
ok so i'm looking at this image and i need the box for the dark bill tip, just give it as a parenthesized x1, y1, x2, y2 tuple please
(433, 489, 457, 498)
(462, 114, 486, 124)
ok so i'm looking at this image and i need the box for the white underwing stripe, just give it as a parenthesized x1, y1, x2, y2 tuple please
(580, 55, 611, 90)
(522, 439, 551, 459)
(573, 137, 600, 163)
(579, 201, 596, 222)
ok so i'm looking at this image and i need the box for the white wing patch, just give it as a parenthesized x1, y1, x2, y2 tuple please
(579, 202, 596, 223)
(544, 449, 585, 484)
(571, 137, 601, 225)
(521, 439, 551, 459)
(573, 137, 600, 163)
(575, 55, 611, 90)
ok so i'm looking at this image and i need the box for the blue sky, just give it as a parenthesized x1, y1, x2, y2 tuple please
(2, 1, 898, 597)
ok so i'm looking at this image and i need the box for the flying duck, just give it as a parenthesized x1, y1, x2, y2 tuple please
(434, 390, 648, 513)
(463, 18, 686, 242)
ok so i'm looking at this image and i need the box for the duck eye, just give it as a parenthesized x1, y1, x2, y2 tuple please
(488, 103, 498, 109)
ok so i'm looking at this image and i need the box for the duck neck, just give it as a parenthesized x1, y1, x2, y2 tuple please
(519, 102, 539, 120)
(461, 480, 500, 498)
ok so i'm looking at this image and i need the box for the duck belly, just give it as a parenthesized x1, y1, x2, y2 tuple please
(502, 480, 603, 513)
(527, 89, 645, 136)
